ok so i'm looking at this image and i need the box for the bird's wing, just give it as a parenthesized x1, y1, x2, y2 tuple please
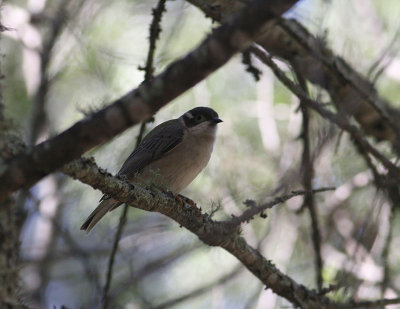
(116, 120, 185, 177)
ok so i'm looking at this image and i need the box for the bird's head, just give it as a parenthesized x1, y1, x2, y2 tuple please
(181, 107, 223, 135)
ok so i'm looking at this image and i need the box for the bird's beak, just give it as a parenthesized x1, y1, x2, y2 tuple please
(210, 118, 223, 124)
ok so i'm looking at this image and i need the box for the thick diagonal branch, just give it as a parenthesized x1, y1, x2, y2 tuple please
(187, 0, 400, 148)
(251, 46, 400, 182)
(0, 0, 298, 202)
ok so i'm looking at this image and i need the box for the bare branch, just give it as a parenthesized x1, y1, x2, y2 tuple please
(295, 70, 323, 291)
(368, 25, 400, 83)
(187, 0, 400, 148)
(250, 46, 400, 182)
(228, 188, 334, 226)
(276, 20, 400, 147)
(381, 209, 394, 297)
(139, 0, 167, 82)
(62, 158, 337, 308)
(102, 2, 168, 307)
(64, 158, 400, 308)
(29, 0, 69, 144)
(0, 0, 299, 202)
(337, 297, 400, 309)
(101, 204, 128, 309)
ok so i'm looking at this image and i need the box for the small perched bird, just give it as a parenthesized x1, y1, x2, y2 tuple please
(81, 106, 222, 233)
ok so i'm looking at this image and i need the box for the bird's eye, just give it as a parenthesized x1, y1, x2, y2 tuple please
(195, 114, 204, 122)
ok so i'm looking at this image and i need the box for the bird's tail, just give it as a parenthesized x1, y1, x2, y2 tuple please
(80, 198, 121, 233)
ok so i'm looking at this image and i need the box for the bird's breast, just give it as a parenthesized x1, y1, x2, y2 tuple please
(139, 130, 216, 194)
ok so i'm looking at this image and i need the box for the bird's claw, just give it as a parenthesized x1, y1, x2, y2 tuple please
(176, 194, 196, 206)
(174, 194, 202, 217)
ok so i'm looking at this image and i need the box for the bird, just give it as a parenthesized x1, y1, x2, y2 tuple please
(80, 106, 222, 233)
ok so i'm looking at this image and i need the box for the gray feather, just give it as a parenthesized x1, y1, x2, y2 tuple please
(80, 198, 121, 233)
(81, 121, 185, 233)
(117, 122, 185, 177)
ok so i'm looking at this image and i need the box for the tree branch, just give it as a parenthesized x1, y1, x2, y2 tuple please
(186, 0, 400, 149)
(29, 0, 68, 144)
(250, 46, 400, 182)
(139, 0, 167, 82)
(62, 157, 336, 308)
(228, 188, 334, 226)
(295, 70, 324, 291)
(337, 297, 400, 309)
(0, 0, 298, 202)
(101, 203, 128, 309)
(102, 2, 167, 307)
(63, 158, 400, 308)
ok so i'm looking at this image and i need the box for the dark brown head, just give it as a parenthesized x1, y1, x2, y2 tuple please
(181, 107, 222, 128)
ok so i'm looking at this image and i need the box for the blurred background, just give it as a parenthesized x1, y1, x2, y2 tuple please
(2, 0, 400, 308)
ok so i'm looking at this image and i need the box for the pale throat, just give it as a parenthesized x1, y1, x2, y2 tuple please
(188, 122, 218, 141)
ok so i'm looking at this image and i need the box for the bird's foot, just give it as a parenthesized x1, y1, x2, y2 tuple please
(173, 194, 202, 217)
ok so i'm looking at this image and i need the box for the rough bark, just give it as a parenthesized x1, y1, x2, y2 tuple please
(63, 158, 400, 309)
(187, 0, 400, 149)
(0, 0, 298, 202)
(0, 131, 27, 308)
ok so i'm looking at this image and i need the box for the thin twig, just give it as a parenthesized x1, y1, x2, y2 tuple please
(140, 0, 167, 82)
(277, 20, 400, 146)
(250, 45, 400, 181)
(0, 0, 298, 200)
(255, 44, 400, 295)
(62, 157, 353, 308)
(25, 2, 91, 304)
(295, 70, 323, 291)
(368, 24, 400, 82)
(29, 0, 69, 144)
(228, 187, 335, 225)
(188, 2, 400, 147)
(101, 1, 167, 307)
(381, 208, 394, 297)
(101, 203, 128, 309)
(134, 0, 167, 160)
(241, 49, 262, 81)
(350, 123, 400, 299)
(50, 218, 102, 295)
